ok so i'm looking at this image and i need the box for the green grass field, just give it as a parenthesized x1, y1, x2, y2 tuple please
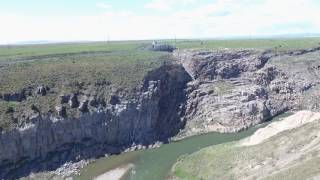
(0, 41, 149, 61)
(0, 41, 168, 130)
(1, 38, 319, 93)
(0, 38, 319, 131)
(174, 37, 320, 50)
(1, 37, 319, 61)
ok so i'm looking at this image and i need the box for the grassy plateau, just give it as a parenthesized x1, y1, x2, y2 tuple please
(0, 38, 320, 131)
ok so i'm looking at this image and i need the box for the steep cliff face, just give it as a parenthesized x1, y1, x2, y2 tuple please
(0, 64, 191, 179)
(2, 48, 320, 179)
(174, 48, 320, 136)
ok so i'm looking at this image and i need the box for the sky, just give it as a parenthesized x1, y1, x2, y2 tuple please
(0, 0, 319, 44)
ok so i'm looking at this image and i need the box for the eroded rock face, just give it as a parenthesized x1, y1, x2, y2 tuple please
(36, 86, 47, 96)
(0, 90, 27, 102)
(175, 49, 320, 136)
(0, 64, 191, 179)
(68, 94, 79, 108)
(109, 95, 120, 105)
(78, 99, 89, 113)
(59, 94, 70, 104)
(176, 50, 270, 80)
(1, 48, 320, 178)
(55, 106, 66, 117)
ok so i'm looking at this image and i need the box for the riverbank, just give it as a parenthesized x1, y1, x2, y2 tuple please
(170, 110, 320, 180)
(94, 164, 134, 180)
(240, 110, 320, 146)
(3, 43, 320, 179)
(74, 115, 280, 180)
(20, 112, 291, 180)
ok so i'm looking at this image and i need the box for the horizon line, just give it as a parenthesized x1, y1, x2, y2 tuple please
(1, 33, 320, 46)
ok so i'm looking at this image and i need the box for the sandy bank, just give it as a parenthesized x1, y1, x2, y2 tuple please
(94, 163, 134, 180)
(240, 110, 320, 146)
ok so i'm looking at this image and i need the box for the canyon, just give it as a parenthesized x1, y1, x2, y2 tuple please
(1, 47, 320, 179)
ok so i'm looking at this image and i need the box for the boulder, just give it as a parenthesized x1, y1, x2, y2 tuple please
(59, 94, 70, 104)
(31, 104, 40, 113)
(36, 86, 47, 96)
(89, 97, 99, 107)
(109, 95, 120, 105)
(55, 105, 67, 117)
(68, 94, 79, 108)
(2, 90, 26, 102)
(78, 99, 89, 113)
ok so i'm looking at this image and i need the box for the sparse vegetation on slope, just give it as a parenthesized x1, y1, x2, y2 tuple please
(0, 41, 169, 131)
(170, 111, 320, 180)
(1, 38, 320, 178)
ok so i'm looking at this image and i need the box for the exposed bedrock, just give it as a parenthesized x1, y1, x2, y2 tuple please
(174, 49, 320, 137)
(0, 64, 191, 179)
(1, 48, 320, 178)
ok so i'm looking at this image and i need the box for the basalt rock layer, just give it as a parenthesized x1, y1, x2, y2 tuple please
(0, 64, 191, 179)
(174, 48, 320, 137)
(1, 48, 320, 179)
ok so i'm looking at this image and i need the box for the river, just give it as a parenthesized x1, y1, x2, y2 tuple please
(74, 113, 290, 180)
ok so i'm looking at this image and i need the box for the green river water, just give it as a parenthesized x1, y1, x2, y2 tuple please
(75, 113, 290, 180)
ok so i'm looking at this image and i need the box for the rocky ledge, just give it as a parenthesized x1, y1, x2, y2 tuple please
(174, 48, 320, 137)
(0, 64, 191, 179)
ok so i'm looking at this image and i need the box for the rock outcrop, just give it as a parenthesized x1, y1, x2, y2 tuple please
(0, 90, 27, 102)
(0, 64, 191, 179)
(0, 87, 34, 102)
(36, 86, 47, 96)
(68, 94, 79, 108)
(1, 48, 320, 179)
(174, 49, 320, 136)
(55, 106, 67, 117)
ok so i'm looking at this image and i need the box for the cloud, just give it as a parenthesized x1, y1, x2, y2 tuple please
(0, 0, 319, 44)
(144, 0, 196, 11)
(144, 0, 170, 11)
(170, 0, 320, 36)
(96, 2, 112, 9)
